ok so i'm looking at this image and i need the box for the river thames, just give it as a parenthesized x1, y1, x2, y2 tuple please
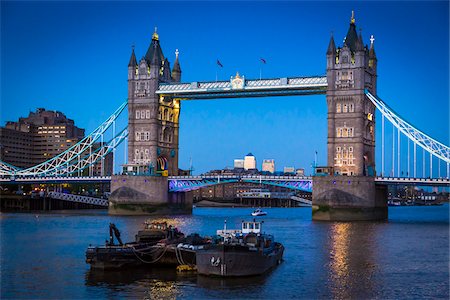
(1, 205, 448, 299)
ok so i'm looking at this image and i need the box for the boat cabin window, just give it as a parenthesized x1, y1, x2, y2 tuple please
(255, 223, 260, 230)
(243, 223, 247, 229)
(249, 223, 254, 229)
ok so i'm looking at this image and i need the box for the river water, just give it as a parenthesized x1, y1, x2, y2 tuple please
(1, 205, 448, 299)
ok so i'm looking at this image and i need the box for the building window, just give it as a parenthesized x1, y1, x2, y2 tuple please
(349, 146, 353, 152)
(343, 104, 348, 113)
(145, 132, 150, 141)
(336, 103, 341, 113)
(140, 110, 145, 119)
(146, 110, 150, 119)
(136, 132, 140, 141)
(349, 103, 354, 112)
(136, 111, 140, 119)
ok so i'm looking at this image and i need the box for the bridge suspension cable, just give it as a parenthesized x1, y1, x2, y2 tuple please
(2, 101, 128, 177)
(366, 91, 449, 178)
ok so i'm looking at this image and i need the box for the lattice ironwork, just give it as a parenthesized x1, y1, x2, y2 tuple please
(1, 101, 127, 177)
(42, 128, 128, 177)
(366, 91, 450, 164)
(0, 161, 20, 176)
(169, 178, 239, 192)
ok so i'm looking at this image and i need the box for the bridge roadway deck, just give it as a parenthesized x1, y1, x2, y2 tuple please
(0, 175, 448, 187)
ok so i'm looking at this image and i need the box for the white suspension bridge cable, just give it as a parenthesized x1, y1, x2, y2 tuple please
(366, 91, 450, 167)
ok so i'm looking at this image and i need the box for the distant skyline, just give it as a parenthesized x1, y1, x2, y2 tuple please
(1, 1, 448, 175)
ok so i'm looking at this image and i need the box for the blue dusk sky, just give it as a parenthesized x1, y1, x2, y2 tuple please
(1, 1, 449, 175)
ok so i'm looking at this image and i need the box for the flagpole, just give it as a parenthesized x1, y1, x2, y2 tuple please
(259, 62, 262, 80)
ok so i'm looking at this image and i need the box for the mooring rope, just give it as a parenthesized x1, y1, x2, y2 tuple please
(131, 245, 168, 264)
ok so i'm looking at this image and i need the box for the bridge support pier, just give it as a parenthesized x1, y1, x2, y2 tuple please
(108, 175, 192, 215)
(312, 176, 387, 221)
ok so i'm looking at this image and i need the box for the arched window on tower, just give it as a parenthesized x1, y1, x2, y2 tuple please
(163, 109, 168, 121)
(343, 104, 348, 113)
(163, 127, 169, 142)
(336, 103, 341, 113)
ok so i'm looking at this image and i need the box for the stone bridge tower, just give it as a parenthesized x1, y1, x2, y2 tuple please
(109, 29, 191, 216)
(326, 11, 377, 177)
(312, 12, 387, 221)
(126, 29, 181, 176)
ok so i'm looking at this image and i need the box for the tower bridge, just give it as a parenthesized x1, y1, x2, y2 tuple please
(1, 13, 449, 220)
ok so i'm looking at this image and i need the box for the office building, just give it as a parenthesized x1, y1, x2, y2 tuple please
(234, 159, 244, 169)
(262, 159, 275, 174)
(244, 153, 256, 170)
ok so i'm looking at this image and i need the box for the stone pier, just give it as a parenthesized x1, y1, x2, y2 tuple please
(108, 175, 192, 215)
(312, 175, 387, 221)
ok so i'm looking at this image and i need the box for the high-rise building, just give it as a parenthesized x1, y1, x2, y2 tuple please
(296, 168, 305, 176)
(234, 159, 244, 169)
(262, 159, 275, 174)
(284, 166, 295, 174)
(0, 108, 84, 168)
(244, 153, 256, 170)
(0, 108, 112, 175)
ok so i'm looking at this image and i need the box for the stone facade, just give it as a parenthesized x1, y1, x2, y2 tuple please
(326, 14, 377, 176)
(312, 13, 385, 221)
(126, 30, 181, 176)
(312, 175, 387, 221)
(109, 175, 192, 215)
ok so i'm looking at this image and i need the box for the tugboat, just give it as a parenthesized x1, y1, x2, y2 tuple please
(195, 220, 284, 277)
(251, 208, 267, 216)
(86, 221, 186, 269)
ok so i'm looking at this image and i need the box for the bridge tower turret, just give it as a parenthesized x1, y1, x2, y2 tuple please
(313, 12, 386, 221)
(124, 28, 180, 177)
(110, 29, 189, 215)
(326, 12, 377, 177)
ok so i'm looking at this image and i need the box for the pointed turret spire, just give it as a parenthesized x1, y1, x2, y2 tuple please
(162, 58, 171, 79)
(369, 34, 377, 58)
(356, 31, 364, 51)
(145, 27, 164, 66)
(327, 34, 336, 55)
(172, 49, 182, 82)
(344, 11, 358, 52)
(128, 45, 137, 67)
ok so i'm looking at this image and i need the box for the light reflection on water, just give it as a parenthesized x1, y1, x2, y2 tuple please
(1, 205, 448, 299)
(328, 222, 379, 299)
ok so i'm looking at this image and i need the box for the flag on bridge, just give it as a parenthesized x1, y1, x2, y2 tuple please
(260, 58, 266, 64)
(216, 59, 223, 67)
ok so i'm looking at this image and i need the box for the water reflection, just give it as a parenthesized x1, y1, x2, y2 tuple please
(86, 267, 189, 299)
(328, 222, 379, 299)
